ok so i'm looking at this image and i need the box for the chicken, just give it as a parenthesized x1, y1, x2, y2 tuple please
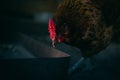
(112, 17, 120, 43)
(48, 0, 120, 58)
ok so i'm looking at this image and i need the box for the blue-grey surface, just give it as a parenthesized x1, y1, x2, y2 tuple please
(70, 43, 120, 80)
(0, 44, 35, 59)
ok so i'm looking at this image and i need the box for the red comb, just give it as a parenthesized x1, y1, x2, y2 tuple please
(48, 18, 56, 41)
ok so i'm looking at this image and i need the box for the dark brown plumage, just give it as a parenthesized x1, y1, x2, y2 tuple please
(52, 0, 120, 57)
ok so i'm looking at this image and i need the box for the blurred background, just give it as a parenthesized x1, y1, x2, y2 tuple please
(0, 0, 120, 80)
(0, 0, 58, 42)
(0, 0, 58, 20)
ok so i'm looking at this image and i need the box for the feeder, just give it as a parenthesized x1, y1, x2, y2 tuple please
(0, 34, 70, 80)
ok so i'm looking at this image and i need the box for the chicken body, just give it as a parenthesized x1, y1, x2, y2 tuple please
(53, 0, 116, 57)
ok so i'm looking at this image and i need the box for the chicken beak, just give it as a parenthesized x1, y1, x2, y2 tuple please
(52, 39, 55, 47)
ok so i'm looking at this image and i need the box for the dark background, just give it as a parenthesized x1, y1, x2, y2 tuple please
(0, 0, 120, 80)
